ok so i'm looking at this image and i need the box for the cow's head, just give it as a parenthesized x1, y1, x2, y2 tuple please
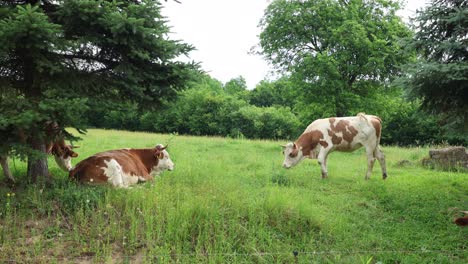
(281, 142, 306, 169)
(51, 143, 79, 172)
(152, 144, 174, 175)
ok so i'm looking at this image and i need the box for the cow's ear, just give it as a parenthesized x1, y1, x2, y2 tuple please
(70, 152, 79, 158)
(158, 153, 164, 159)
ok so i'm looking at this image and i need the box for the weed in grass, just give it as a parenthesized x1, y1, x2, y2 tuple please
(271, 171, 290, 186)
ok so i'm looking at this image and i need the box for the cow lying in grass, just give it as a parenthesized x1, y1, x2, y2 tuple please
(69, 144, 174, 188)
(282, 113, 387, 180)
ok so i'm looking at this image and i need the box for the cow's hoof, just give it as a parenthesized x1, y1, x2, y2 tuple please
(383, 173, 388, 180)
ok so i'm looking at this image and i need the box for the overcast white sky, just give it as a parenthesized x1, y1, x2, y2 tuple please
(162, 0, 429, 89)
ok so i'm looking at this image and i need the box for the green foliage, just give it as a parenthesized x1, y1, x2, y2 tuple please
(382, 102, 442, 146)
(399, 0, 467, 138)
(232, 105, 301, 139)
(141, 77, 303, 140)
(258, 0, 412, 117)
(224, 76, 247, 95)
(249, 78, 297, 108)
(153, 86, 247, 136)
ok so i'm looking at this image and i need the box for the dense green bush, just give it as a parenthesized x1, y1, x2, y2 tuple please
(149, 87, 247, 136)
(144, 87, 302, 140)
(232, 106, 301, 139)
(382, 103, 467, 146)
(382, 102, 441, 146)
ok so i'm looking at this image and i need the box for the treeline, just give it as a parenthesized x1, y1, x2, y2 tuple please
(85, 74, 461, 146)
(84, 0, 466, 146)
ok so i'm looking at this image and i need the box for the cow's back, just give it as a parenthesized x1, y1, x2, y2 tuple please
(305, 114, 381, 151)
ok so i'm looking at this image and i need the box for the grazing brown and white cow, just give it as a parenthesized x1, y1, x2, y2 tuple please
(69, 144, 174, 188)
(282, 113, 387, 180)
(0, 122, 79, 182)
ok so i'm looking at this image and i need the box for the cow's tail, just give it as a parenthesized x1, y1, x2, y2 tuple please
(357, 112, 368, 122)
(357, 112, 382, 125)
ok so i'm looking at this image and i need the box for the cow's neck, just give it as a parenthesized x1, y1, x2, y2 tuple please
(295, 130, 323, 157)
(128, 149, 158, 173)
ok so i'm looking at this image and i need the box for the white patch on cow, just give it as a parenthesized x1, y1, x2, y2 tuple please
(282, 142, 306, 168)
(101, 159, 140, 188)
(151, 150, 174, 176)
(54, 156, 72, 171)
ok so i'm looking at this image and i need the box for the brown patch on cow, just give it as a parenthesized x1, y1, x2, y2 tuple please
(328, 129, 342, 145)
(343, 125, 358, 143)
(331, 119, 348, 133)
(319, 140, 329, 148)
(454, 216, 468, 226)
(329, 119, 358, 143)
(49, 139, 79, 158)
(295, 130, 324, 156)
(370, 117, 382, 138)
(289, 144, 299, 158)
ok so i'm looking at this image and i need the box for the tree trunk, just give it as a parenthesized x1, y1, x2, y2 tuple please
(0, 155, 15, 182)
(27, 135, 49, 183)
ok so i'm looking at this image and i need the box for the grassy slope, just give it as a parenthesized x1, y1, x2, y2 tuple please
(0, 129, 467, 263)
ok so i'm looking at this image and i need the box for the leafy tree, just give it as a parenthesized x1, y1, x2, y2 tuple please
(0, 0, 195, 182)
(249, 77, 297, 108)
(399, 0, 467, 139)
(224, 76, 247, 95)
(257, 0, 412, 117)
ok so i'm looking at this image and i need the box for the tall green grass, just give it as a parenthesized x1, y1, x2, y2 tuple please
(0, 129, 466, 263)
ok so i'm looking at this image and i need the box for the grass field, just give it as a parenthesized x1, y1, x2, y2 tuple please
(0, 129, 467, 263)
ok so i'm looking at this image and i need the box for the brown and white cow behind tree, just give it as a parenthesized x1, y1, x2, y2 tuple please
(0, 122, 79, 183)
(69, 144, 174, 188)
(282, 113, 387, 180)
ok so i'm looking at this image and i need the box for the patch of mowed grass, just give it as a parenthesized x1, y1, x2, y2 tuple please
(0, 129, 467, 263)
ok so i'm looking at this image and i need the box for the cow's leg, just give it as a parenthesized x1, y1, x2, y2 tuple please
(374, 146, 387, 180)
(365, 146, 376, 180)
(0, 155, 15, 183)
(317, 148, 330, 179)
